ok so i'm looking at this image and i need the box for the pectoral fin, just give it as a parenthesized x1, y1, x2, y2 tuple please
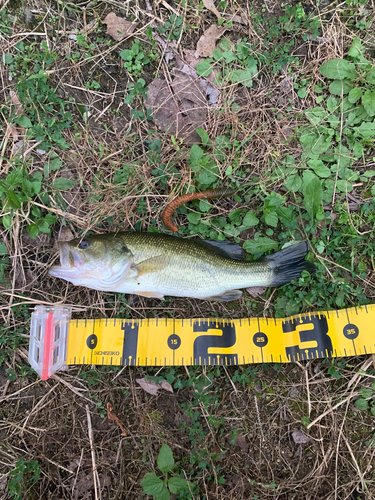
(202, 290, 242, 302)
(133, 255, 166, 277)
(137, 291, 165, 299)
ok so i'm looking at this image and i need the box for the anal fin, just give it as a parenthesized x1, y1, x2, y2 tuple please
(137, 291, 165, 299)
(202, 290, 242, 302)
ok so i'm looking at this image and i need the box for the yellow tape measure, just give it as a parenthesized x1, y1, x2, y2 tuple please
(28, 304, 374, 379)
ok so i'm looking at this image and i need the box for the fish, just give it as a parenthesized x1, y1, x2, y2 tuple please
(49, 232, 316, 301)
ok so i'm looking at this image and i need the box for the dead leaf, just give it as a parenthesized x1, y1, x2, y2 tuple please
(195, 25, 227, 58)
(102, 12, 137, 41)
(145, 71, 207, 144)
(9, 126, 19, 141)
(107, 403, 127, 436)
(57, 227, 74, 243)
(10, 90, 23, 115)
(232, 14, 248, 25)
(71, 473, 111, 500)
(12, 140, 32, 159)
(136, 378, 173, 396)
(292, 429, 311, 444)
(202, 0, 222, 19)
(234, 433, 249, 453)
(246, 286, 267, 298)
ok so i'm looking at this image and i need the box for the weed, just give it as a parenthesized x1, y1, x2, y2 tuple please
(196, 37, 258, 88)
(354, 383, 375, 414)
(141, 444, 192, 500)
(8, 458, 41, 500)
(157, 14, 184, 41)
(4, 41, 72, 151)
(120, 39, 157, 78)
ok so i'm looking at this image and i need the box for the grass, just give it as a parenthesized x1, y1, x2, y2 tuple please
(0, 0, 375, 499)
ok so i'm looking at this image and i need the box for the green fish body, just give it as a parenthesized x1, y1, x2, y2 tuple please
(49, 232, 316, 301)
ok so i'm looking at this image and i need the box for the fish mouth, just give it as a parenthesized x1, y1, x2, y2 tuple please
(49, 241, 84, 278)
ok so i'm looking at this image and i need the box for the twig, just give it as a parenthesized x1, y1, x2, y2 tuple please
(107, 403, 128, 436)
(306, 391, 359, 429)
(86, 405, 99, 500)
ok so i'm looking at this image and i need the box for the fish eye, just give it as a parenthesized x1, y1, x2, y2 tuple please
(78, 240, 89, 249)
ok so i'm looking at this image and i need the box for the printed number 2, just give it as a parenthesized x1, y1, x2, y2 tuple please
(193, 321, 237, 365)
(283, 315, 333, 361)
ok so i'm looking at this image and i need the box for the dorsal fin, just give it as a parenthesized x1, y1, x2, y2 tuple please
(202, 240, 246, 261)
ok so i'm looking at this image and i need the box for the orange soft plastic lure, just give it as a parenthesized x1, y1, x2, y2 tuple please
(162, 187, 237, 232)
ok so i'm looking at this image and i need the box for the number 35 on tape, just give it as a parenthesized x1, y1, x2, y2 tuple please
(28, 304, 373, 380)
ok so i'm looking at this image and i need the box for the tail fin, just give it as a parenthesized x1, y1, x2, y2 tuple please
(262, 242, 316, 287)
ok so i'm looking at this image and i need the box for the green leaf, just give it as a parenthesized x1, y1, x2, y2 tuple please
(199, 200, 211, 212)
(362, 90, 375, 117)
(0, 242, 9, 255)
(307, 159, 331, 178)
(264, 211, 278, 227)
(305, 107, 326, 125)
(276, 207, 296, 228)
(319, 58, 358, 81)
(212, 48, 223, 61)
(297, 88, 307, 98)
(326, 96, 338, 113)
(231, 68, 256, 87)
(359, 388, 373, 399)
(3, 53, 13, 64)
(242, 210, 259, 228)
(53, 177, 76, 190)
(219, 37, 232, 52)
(214, 135, 230, 149)
(157, 444, 174, 473)
(222, 50, 236, 63)
(303, 177, 322, 220)
(366, 66, 375, 85)
(284, 174, 302, 192)
(336, 179, 353, 192)
(196, 60, 213, 77)
(196, 127, 210, 145)
(187, 212, 201, 225)
(190, 144, 204, 164)
(17, 115, 32, 128)
(348, 87, 363, 103)
(354, 398, 368, 411)
(329, 79, 352, 96)
(299, 128, 333, 157)
(354, 122, 375, 140)
(141, 473, 167, 497)
(243, 237, 278, 255)
(168, 476, 189, 495)
(348, 37, 364, 59)
(197, 170, 217, 185)
(44, 157, 63, 177)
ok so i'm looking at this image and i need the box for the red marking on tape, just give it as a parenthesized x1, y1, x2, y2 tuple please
(41, 312, 54, 380)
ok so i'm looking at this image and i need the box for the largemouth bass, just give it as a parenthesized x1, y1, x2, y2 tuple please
(49, 232, 316, 301)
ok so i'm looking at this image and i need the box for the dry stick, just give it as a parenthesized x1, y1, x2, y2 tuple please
(72, 448, 84, 496)
(335, 373, 368, 499)
(253, 394, 264, 441)
(86, 405, 99, 500)
(306, 391, 359, 430)
(341, 432, 367, 493)
(52, 374, 93, 403)
(316, 254, 375, 289)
